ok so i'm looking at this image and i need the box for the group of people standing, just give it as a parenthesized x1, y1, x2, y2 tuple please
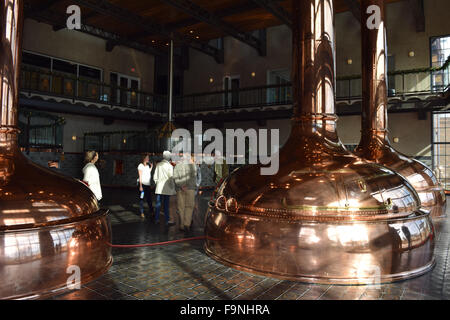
(82, 150, 228, 233)
(137, 151, 201, 232)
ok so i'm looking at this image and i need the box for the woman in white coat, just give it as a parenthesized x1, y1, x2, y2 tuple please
(153, 151, 176, 226)
(82, 151, 102, 202)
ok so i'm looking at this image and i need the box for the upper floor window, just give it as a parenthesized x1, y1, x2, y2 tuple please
(21, 51, 103, 99)
(267, 69, 291, 104)
(431, 35, 450, 91)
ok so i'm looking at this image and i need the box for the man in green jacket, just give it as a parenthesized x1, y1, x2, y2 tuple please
(174, 153, 197, 233)
(214, 150, 229, 185)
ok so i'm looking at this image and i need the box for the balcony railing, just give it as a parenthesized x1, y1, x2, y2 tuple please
(20, 56, 450, 115)
(84, 131, 168, 153)
(336, 56, 450, 102)
(18, 108, 64, 151)
(20, 65, 167, 113)
(173, 83, 293, 113)
(174, 55, 450, 113)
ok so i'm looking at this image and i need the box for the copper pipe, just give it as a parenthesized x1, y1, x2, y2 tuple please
(204, 0, 435, 284)
(355, 0, 446, 219)
(0, 0, 112, 299)
(292, 0, 336, 118)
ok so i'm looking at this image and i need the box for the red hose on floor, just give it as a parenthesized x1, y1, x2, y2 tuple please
(107, 236, 207, 248)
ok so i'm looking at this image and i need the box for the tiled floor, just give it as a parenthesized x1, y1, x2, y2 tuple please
(52, 188, 450, 300)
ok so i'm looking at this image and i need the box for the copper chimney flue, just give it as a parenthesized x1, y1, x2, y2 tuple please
(204, 0, 435, 284)
(354, 0, 446, 219)
(0, 0, 112, 299)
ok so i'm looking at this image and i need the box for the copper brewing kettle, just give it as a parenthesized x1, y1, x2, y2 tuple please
(0, 0, 112, 299)
(204, 0, 435, 284)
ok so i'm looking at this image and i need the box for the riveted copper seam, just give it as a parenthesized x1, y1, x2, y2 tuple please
(355, 0, 446, 219)
(0, 0, 112, 300)
(204, 0, 435, 284)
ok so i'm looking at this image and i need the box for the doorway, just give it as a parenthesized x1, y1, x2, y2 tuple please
(110, 72, 140, 106)
(223, 75, 240, 107)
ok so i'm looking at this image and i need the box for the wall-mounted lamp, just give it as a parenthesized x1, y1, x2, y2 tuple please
(251, 72, 256, 77)
(393, 137, 400, 143)
(72, 135, 77, 141)
(408, 51, 415, 58)
(209, 78, 214, 83)
(347, 59, 353, 65)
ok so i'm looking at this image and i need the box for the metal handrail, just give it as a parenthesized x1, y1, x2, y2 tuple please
(20, 57, 450, 114)
(20, 65, 168, 113)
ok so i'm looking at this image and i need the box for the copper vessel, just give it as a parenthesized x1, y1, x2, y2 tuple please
(354, 0, 446, 219)
(204, 0, 435, 284)
(0, 0, 112, 299)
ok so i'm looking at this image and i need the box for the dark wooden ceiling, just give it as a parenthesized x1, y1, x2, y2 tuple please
(24, 0, 406, 58)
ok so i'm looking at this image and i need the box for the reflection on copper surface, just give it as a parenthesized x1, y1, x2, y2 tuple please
(0, 0, 112, 299)
(204, 0, 435, 284)
(354, 0, 446, 219)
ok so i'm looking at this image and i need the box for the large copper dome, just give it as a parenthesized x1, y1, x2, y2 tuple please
(355, 140, 446, 218)
(205, 0, 435, 284)
(205, 122, 435, 284)
(0, 0, 112, 299)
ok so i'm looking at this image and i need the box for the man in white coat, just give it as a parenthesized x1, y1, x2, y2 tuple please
(153, 151, 176, 226)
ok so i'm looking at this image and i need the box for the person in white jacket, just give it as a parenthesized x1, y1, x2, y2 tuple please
(82, 151, 102, 202)
(153, 151, 176, 226)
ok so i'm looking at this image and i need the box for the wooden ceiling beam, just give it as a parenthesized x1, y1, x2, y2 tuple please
(160, 0, 266, 56)
(252, 0, 292, 28)
(70, 0, 223, 62)
(343, 0, 361, 22)
(409, 0, 425, 32)
(24, 6, 167, 57)
(129, 1, 264, 41)
(27, 0, 62, 13)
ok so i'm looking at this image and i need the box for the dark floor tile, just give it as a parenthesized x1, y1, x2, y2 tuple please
(51, 190, 450, 301)
(298, 285, 331, 300)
